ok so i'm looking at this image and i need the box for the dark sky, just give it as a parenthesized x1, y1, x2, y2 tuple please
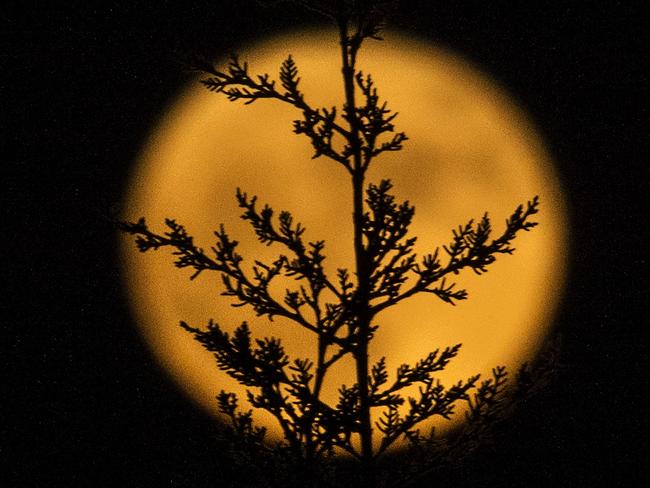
(5, 1, 646, 486)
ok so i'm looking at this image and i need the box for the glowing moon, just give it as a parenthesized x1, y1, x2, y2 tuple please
(121, 29, 567, 445)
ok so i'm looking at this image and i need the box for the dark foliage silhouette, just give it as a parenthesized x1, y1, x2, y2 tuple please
(121, 1, 547, 486)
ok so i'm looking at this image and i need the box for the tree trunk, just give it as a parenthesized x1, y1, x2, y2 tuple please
(338, 13, 375, 484)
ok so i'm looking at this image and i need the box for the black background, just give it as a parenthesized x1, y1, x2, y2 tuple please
(4, 1, 646, 486)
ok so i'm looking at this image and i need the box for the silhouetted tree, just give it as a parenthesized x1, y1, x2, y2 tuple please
(121, 1, 544, 486)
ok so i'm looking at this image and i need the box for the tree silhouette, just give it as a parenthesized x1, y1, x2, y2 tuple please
(120, 1, 543, 485)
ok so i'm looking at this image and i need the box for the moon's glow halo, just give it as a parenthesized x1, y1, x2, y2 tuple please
(121, 29, 567, 449)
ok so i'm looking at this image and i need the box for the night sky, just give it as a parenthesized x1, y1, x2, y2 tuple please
(5, 1, 646, 486)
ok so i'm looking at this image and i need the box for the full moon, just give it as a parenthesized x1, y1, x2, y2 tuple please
(121, 29, 567, 447)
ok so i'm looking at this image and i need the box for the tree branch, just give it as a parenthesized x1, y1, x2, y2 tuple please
(371, 196, 540, 315)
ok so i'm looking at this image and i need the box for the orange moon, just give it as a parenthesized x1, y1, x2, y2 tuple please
(121, 29, 567, 447)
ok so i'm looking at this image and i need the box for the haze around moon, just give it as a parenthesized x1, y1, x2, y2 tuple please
(121, 28, 568, 447)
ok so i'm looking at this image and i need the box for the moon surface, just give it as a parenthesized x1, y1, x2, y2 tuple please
(121, 29, 567, 447)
